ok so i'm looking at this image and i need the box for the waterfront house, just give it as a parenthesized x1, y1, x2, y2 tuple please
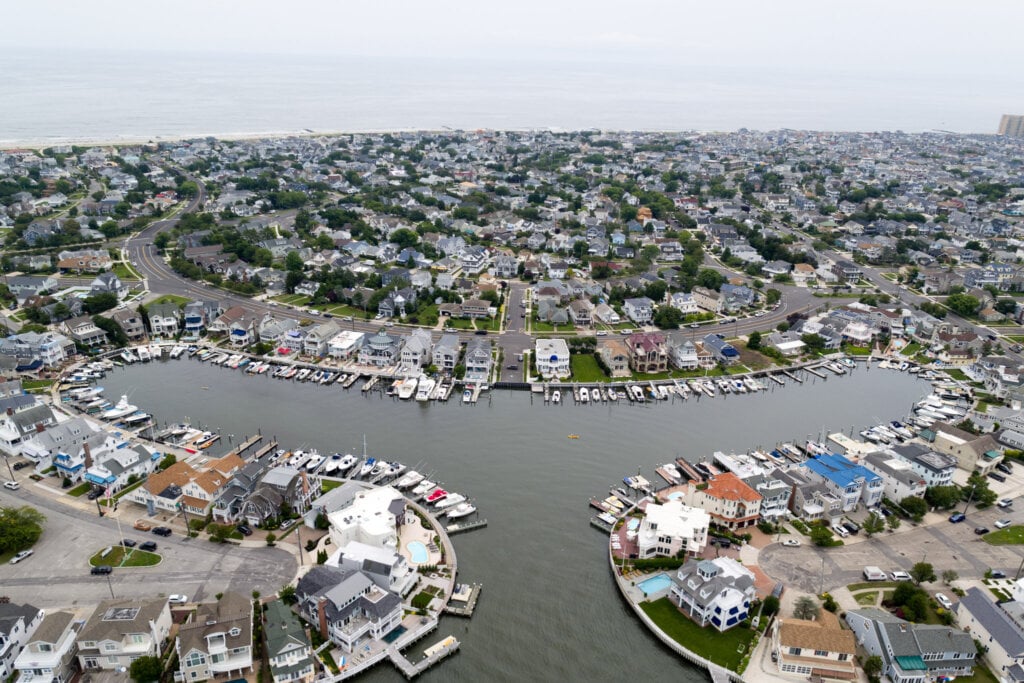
(399, 329, 433, 369)
(801, 453, 884, 513)
(257, 314, 299, 347)
(774, 468, 842, 521)
(666, 338, 700, 370)
(771, 612, 857, 681)
(0, 601, 44, 680)
(358, 331, 403, 367)
(597, 339, 631, 378)
(327, 485, 405, 550)
(77, 598, 172, 673)
(464, 338, 493, 382)
(702, 334, 740, 365)
(207, 306, 251, 341)
(328, 540, 418, 597)
(624, 332, 668, 374)
(745, 474, 792, 521)
(887, 443, 957, 487)
(431, 333, 461, 373)
(61, 316, 107, 348)
(636, 499, 709, 559)
(0, 331, 75, 368)
(0, 404, 58, 454)
(82, 441, 158, 492)
(182, 301, 222, 338)
(13, 611, 81, 683)
(668, 557, 756, 632)
(19, 416, 101, 470)
(147, 302, 181, 337)
(110, 308, 146, 341)
(327, 330, 364, 360)
(921, 421, 1004, 474)
(860, 451, 927, 502)
(623, 297, 655, 325)
(240, 466, 320, 526)
(294, 565, 403, 654)
(845, 609, 975, 683)
(535, 338, 571, 379)
(175, 592, 253, 681)
(302, 321, 341, 357)
(955, 587, 1024, 681)
(89, 272, 128, 300)
(687, 472, 763, 530)
(264, 600, 315, 683)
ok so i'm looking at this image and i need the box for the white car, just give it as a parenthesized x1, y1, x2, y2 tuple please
(998, 498, 1014, 509)
(782, 539, 801, 547)
(891, 571, 912, 581)
(995, 519, 1013, 529)
(3, 481, 20, 491)
(935, 593, 953, 610)
(167, 594, 189, 605)
(9, 550, 33, 564)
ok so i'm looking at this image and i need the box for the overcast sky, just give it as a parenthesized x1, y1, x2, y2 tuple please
(6, 0, 1024, 78)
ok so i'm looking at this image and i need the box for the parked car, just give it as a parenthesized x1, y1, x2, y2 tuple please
(139, 541, 157, 552)
(995, 518, 1013, 529)
(992, 570, 1007, 579)
(152, 526, 172, 537)
(997, 462, 1013, 475)
(974, 527, 990, 535)
(3, 481, 20, 490)
(9, 550, 33, 564)
(87, 488, 103, 500)
(91, 565, 112, 575)
(167, 594, 188, 605)
(782, 539, 801, 547)
(998, 498, 1014, 509)
(843, 521, 860, 535)
(474, 329, 487, 335)
(989, 471, 1007, 483)
(12, 461, 30, 470)
(891, 571, 912, 581)
(949, 512, 966, 523)
(236, 524, 253, 536)
(935, 593, 953, 610)
(120, 539, 137, 548)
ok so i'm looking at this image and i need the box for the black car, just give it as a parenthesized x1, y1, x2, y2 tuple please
(974, 527, 990, 535)
(989, 471, 1008, 483)
(12, 461, 30, 470)
(474, 329, 488, 335)
(87, 488, 103, 500)
(236, 525, 253, 536)
(842, 522, 859, 535)
(992, 570, 1008, 579)
(91, 565, 112, 575)
(997, 462, 1014, 474)
(152, 527, 172, 537)
(139, 541, 157, 552)
(121, 539, 137, 548)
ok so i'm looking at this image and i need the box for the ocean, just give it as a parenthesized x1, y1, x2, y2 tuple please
(1, 47, 1018, 146)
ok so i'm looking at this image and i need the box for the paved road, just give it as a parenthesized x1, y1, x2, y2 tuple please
(0, 483, 297, 609)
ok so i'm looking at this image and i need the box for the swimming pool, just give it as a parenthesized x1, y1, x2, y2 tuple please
(627, 518, 640, 531)
(637, 573, 673, 596)
(408, 541, 429, 564)
(666, 491, 684, 501)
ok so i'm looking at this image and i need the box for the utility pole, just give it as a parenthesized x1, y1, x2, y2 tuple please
(2, 454, 14, 481)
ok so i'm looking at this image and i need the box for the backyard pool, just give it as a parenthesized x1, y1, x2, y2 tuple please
(666, 491, 684, 501)
(627, 518, 640, 531)
(637, 573, 673, 596)
(408, 540, 429, 564)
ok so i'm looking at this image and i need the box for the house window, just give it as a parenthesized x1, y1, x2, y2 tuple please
(184, 652, 206, 667)
(838, 653, 849, 661)
(107, 656, 119, 664)
(228, 627, 241, 637)
(38, 643, 52, 653)
(814, 650, 828, 657)
(788, 647, 802, 656)
(104, 643, 118, 652)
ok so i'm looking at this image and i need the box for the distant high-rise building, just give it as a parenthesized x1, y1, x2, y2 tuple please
(998, 115, 1024, 137)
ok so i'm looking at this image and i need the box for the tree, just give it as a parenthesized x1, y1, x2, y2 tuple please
(129, 655, 162, 683)
(285, 250, 304, 272)
(801, 333, 826, 353)
(925, 485, 961, 510)
(279, 585, 297, 605)
(942, 569, 959, 585)
(652, 306, 683, 329)
(900, 495, 928, 521)
(863, 512, 885, 536)
(810, 525, 834, 546)
(266, 532, 276, 546)
(93, 315, 128, 347)
(158, 454, 177, 471)
(963, 471, 998, 509)
(82, 292, 119, 314)
(892, 581, 920, 606)
(911, 561, 936, 585)
(746, 330, 762, 350)
(761, 595, 780, 617)
(765, 288, 782, 306)
(887, 515, 901, 531)
(863, 655, 883, 682)
(0, 506, 45, 553)
(793, 596, 819, 620)
(946, 293, 980, 317)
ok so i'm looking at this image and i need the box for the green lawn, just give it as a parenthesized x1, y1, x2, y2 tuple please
(570, 354, 609, 382)
(983, 525, 1024, 545)
(944, 368, 970, 382)
(900, 342, 922, 356)
(150, 294, 190, 308)
(271, 294, 311, 306)
(639, 597, 755, 671)
(89, 546, 161, 567)
(321, 480, 342, 493)
(854, 591, 879, 605)
(67, 482, 92, 497)
(21, 379, 55, 391)
(844, 345, 872, 356)
(112, 263, 142, 280)
(959, 664, 1000, 683)
(846, 581, 898, 592)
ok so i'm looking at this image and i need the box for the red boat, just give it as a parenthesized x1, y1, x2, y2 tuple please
(425, 488, 448, 503)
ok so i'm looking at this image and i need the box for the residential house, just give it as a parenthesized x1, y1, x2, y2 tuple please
(294, 565, 403, 654)
(535, 338, 571, 379)
(624, 332, 668, 374)
(460, 298, 492, 320)
(692, 286, 723, 314)
(490, 254, 518, 279)
(667, 338, 700, 370)
(592, 303, 620, 324)
(431, 334, 461, 373)
(0, 601, 44, 680)
(326, 331, 364, 360)
(459, 246, 490, 274)
(357, 331, 402, 367)
(598, 339, 631, 378)
(720, 284, 756, 312)
(13, 611, 81, 683)
(239, 466, 320, 526)
(666, 292, 699, 315)
(0, 404, 58, 454)
(845, 609, 975, 683)
(567, 299, 594, 327)
(801, 453, 884, 513)
(77, 598, 172, 672)
(687, 472, 763, 530)
(56, 250, 111, 273)
(264, 600, 315, 683)
(19, 416, 101, 470)
(7, 276, 58, 304)
(463, 338, 493, 382)
(636, 499, 709, 559)
(302, 322, 341, 357)
(923, 422, 1004, 474)
(110, 308, 146, 341)
(89, 272, 128, 300)
(61, 316, 107, 348)
(668, 557, 756, 632)
(175, 593, 254, 681)
(0, 331, 75, 368)
(861, 451, 928, 502)
(771, 612, 857, 681)
(955, 587, 1024, 683)
(258, 314, 299, 348)
(702, 334, 741, 365)
(791, 263, 817, 285)
(147, 302, 181, 337)
(831, 260, 863, 283)
(886, 444, 958, 487)
(623, 297, 655, 325)
(182, 301, 222, 338)
(328, 541, 418, 597)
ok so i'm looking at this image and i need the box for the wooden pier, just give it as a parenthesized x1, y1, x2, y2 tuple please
(443, 583, 482, 617)
(361, 376, 379, 392)
(590, 516, 614, 534)
(804, 366, 825, 379)
(249, 440, 279, 461)
(387, 637, 460, 679)
(446, 519, 487, 535)
(223, 433, 262, 459)
(342, 372, 361, 389)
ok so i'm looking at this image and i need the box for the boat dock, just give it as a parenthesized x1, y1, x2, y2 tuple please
(443, 583, 482, 617)
(769, 374, 785, 385)
(361, 376, 379, 392)
(782, 370, 803, 384)
(590, 516, 615, 534)
(446, 519, 488, 535)
(804, 366, 826, 379)
(387, 637, 460, 680)
(222, 433, 262, 459)
(250, 440, 279, 462)
(342, 372, 361, 389)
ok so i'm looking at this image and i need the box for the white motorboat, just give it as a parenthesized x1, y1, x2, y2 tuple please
(579, 387, 590, 403)
(446, 502, 477, 519)
(397, 377, 418, 400)
(136, 346, 151, 362)
(608, 389, 617, 401)
(337, 453, 358, 472)
(101, 395, 138, 420)
(462, 388, 473, 403)
(359, 458, 376, 477)
(123, 411, 151, 424)
(411, 479, 435, 497)
(305, 452, 325, 472)
(370, 460, 387, 477)
(435, 492, 466, 509)
(322, 454, 341, 475)
(415, 378, 435, 402)
(551, 390, 561, 404)
(396, 470, 423, 488)
(386, 462, 405, 477)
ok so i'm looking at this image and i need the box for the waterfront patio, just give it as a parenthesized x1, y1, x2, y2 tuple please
(399, 509, 443, 567)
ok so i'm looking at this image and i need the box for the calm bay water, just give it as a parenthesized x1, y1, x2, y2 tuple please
(100, 359, 927, 682)
(2, 48, 1018, 146)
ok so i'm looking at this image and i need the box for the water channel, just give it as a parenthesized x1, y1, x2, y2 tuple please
(100, 359, 930, 682)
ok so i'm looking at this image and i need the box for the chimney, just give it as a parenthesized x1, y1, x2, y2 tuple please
(84, 442, 93, 468)
(301, 470, 309, 496)
(6, 408, 11, 416)
(316, 598, 328, 640)
(36, 422, 45, 433)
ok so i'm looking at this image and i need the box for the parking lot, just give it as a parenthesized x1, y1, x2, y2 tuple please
(0, 481, 297, 609)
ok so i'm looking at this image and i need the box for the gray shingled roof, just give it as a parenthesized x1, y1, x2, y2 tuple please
(957, 587, 1024, 656)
